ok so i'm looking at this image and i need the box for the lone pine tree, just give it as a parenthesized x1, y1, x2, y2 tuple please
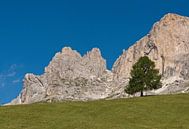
(125, 56, 162, 96)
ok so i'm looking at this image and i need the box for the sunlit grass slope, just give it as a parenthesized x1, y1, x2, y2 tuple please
(0, 94, 189, 129)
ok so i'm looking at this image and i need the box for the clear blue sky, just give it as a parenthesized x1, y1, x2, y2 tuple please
(0, 0, 189, 104)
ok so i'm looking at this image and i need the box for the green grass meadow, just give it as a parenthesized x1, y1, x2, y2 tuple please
(0, 94, 189, 129)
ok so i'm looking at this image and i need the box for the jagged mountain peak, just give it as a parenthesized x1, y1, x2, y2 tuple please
(84, 48, 103, 59)
(113, 13, 189, 83)
(161, 13, 186, 21)
(61, 46, 73, 52)
(90, 48, 101, 54)
(61, 47, 102, 59)
(61, 47, 82, 57)
(150, 13, 189, 35)
(8, 13, 189, 105)
(157, 13, 188, 26)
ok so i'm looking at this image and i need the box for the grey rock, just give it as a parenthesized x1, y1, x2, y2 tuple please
(8, 13, 189, 105)
(9, 47, 114, 104)
(112, 13, 189, 96)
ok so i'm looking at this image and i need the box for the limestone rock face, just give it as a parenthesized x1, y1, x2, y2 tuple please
(112, 13, 189, 94)
(8, 13, 189, 105)
(11, 47, 113, 104)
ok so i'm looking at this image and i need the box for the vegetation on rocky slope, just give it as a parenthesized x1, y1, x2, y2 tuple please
(126, 56, 162, 96)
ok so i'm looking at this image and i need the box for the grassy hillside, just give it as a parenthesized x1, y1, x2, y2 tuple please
(0, 94, 189, 129)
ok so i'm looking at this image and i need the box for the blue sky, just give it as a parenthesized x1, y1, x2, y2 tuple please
(0, 0, 189, 104)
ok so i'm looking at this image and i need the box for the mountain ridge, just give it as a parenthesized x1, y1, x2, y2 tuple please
(8, 13, 189, 105)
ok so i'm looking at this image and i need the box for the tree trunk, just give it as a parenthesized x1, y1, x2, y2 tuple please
(140, 91, 144, 97)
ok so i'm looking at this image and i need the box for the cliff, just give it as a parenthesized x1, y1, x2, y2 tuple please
(9, 13, 189, 105)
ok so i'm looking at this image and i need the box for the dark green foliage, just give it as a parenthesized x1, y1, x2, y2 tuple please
(125, 56, 162, 96)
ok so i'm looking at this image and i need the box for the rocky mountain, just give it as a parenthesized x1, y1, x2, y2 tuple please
(9, 13, 189, 105)
(10, 47, 114, 104)
(112, 13, 189, 95)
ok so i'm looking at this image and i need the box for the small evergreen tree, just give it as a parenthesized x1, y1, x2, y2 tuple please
(125, 56, 162, 96)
